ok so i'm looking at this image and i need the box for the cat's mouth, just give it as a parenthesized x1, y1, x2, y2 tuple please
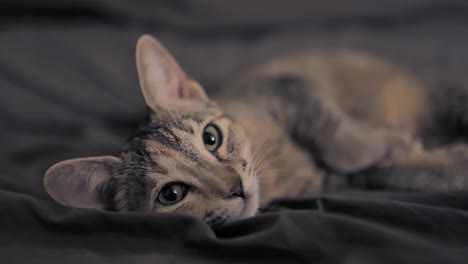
(209, 173, 259, 226)
(236, 185, 259, 219)
(215, 191, 257, 226)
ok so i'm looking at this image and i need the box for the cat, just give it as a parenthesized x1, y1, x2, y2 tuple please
(44, 34, 468, 227)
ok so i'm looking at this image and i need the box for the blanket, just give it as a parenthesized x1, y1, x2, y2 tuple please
(2, 1, 468, 263)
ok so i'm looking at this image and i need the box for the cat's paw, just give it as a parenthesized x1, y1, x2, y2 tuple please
(321, 120, 419, 173)
(380, 130, 423, 163)
(318, 129, 376, 172)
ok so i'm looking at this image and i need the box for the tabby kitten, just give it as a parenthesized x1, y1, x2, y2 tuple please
(44, 35, 468, 226)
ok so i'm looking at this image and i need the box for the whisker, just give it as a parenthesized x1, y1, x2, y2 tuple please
(250, 142, 279, 172)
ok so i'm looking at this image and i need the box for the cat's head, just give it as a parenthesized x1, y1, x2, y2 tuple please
(44, 35, 259, 226)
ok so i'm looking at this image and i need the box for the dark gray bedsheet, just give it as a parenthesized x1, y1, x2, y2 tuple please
(2, 1, 468, 263)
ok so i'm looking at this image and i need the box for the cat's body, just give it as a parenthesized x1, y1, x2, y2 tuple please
(215, 51, 468, 204)
(44, 35, 468, 226)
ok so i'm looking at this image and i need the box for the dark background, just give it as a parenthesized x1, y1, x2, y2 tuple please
(2, 1, 468, 263)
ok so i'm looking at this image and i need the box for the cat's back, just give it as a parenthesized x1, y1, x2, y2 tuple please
(260, 51, 431, 135)
(218, 50, 431, 137)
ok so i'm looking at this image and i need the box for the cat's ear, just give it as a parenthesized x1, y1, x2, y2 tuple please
(44, 156, 122, 209)
(135, 34, 208, 110)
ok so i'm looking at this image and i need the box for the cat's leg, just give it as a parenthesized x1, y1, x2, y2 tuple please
(264, 75, 415, 173)
(353, 143, 468, 191)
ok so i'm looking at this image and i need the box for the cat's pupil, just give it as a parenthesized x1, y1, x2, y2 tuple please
(163, 185, 180, 201)
(203, 132, 216, 145)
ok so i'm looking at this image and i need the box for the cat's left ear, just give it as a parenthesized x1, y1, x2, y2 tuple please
(136, 34, 208, 110)
(43, 156, 121, 209)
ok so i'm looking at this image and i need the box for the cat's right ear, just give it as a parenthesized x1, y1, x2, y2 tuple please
(43, 156, 122, 210)
(135, 34, 208, 110)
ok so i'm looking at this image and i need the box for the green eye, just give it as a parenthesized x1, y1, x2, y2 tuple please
(157, 183, 188, 205)
(203, 124, 222, 152)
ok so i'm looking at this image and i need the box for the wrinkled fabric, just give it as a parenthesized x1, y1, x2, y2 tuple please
(3, 190, 468, 263)
(2, 1, 468, 263)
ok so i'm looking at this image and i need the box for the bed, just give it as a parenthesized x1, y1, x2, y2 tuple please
(2, 1, 468, 263)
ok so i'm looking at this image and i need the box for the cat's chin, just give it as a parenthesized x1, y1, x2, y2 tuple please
(231, 192, 259, 222)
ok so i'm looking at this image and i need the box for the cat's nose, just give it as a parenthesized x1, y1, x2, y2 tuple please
(227, 177, 244, 199)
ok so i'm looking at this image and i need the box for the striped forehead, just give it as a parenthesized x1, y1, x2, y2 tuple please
(151, 105, 222, 125)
